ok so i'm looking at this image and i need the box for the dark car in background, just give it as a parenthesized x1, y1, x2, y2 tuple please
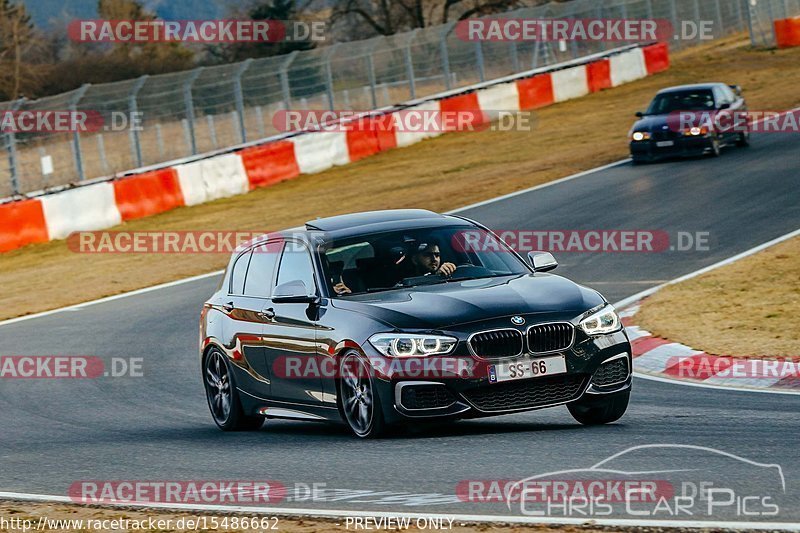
(629, 83, 749, 163)
(200, 210, 632, 438)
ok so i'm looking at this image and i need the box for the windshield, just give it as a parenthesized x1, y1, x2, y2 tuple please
(645, 89, 716, 115)
(319, 225, 529, 296)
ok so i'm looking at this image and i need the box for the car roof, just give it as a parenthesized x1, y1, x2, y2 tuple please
(656, 83, 727, 94)
(305, 209, 450, 233)
(234, 210, 473, 253)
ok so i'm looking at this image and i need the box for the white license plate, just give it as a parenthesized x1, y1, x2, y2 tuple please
(656, 140, 675, 147)
(488, 355, 567, 384)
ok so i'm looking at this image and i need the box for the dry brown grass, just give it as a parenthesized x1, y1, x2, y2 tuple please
(635, 236, 800, 358)
(2, 34, 800, 322)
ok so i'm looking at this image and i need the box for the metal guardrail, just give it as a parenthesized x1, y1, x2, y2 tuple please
(1, 0, 798, 199)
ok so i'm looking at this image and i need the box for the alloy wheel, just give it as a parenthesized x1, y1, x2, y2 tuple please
(205, 351, 232, 424)
(340, 354, 374, 437)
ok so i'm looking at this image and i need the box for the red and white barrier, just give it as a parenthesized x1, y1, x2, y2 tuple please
(642, 43, 669, 75)
(40, 182, 122, 240)
(1, 43, 670, 253)
(176, 153, 250, 206)
(394, 101, 443, 147)
(113, 168, 184, 222)
(290, 131, 350, 174)
(586, 59, 612, 93)
(240, 141, 300, 189)
(476, 82, 521, 120)
(775, 17, 800, 48)
(516, 74, 555, 109)
(551, 66, 590, 102)
(0, 198, 48, 252)
(610, 47, 647, 87)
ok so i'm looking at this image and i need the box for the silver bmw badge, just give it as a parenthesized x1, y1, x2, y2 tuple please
(511, 316, 525, 326)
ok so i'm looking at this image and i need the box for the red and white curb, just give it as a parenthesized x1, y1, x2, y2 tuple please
(620, 304, 800, 392)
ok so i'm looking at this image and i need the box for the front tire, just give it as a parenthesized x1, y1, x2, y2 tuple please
(736, 130, 750, 147)
(708, 136, 721, 157)
(204, 348, 264, 431)
(568, 390, 630, 425)
(338, 352, 385, 438)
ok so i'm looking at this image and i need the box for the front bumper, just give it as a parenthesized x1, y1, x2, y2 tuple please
(630, 136, 713, 160)
(369, 327, 632, 424)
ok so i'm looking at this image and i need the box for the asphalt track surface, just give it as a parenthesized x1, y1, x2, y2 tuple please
(1, 131, 799, 526)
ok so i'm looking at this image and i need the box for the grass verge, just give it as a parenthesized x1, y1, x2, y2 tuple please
(634, 235, 800, 358)
(2, 34, 800, 321)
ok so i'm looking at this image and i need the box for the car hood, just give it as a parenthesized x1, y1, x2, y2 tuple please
(329, 274, 604, 330)
(632, 114, 670, 132)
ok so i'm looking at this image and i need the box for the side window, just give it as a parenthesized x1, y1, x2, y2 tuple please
(722, 86, 737, 103)
(713, 86, 730, 106)
(229, 251, 252, 294)
(276, 242, 316, 293)
(244, 241, 282, 298)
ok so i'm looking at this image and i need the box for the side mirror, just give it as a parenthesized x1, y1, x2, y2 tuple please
(272, 280, 318, 304)
(527, 251, 558, 273)
(635, 111, 644, 118)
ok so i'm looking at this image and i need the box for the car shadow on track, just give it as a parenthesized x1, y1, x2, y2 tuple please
(114, 417, 630, 443)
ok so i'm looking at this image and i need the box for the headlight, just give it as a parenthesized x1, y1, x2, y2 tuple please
(368, 333, 457, 357)
(631, 131, 650, 141)
(579, 304, 621, 336)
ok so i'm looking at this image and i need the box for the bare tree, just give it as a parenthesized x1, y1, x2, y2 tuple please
(330, 0, 551, 37)
(0, 0, 46, 99)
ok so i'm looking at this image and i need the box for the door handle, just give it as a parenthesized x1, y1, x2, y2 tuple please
(258, 308, 276, 320)
(222, 301, 234, 313)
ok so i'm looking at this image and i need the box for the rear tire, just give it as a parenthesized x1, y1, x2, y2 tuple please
(204, 348, 264, 431)
(568, 391, 630, 425)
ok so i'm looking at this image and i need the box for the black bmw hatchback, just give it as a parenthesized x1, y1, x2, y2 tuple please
(200, 209, 632, 438)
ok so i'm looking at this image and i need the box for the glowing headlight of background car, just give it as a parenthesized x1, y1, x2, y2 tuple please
(368, 333, 457, 357)
(580, 305, 622, 335)
(631, 131, 651, 141)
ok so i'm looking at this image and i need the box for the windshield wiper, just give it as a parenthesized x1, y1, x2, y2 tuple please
(445, 275, 494, 283)
(364, 286, 401, 293)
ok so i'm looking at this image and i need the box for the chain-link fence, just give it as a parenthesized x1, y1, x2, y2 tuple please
(2, 0, 799, 198)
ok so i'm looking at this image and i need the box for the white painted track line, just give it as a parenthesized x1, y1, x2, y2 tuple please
(0, 492, 798, 531)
